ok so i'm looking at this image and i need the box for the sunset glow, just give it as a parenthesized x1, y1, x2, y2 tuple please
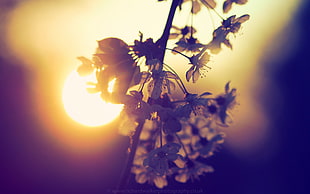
(5, 0, 301, 154)
(62, 71, 123, 127)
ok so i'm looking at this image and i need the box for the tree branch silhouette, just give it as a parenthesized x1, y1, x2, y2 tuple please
(117, 0, 180, 191)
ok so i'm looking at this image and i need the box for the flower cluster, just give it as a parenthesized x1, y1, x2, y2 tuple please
(166, 2, 250, 83)
(76, 0, 248, 189)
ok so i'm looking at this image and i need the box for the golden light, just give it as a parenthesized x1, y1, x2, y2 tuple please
(62, 70, 123, 127)
(5, 0, 301, 154)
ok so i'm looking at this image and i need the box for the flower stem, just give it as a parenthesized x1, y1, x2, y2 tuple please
(202, 1, 224, 20)
(163, 63, 188, 94)
(160, 122, 163, 147)
(165, 48, 191, 60)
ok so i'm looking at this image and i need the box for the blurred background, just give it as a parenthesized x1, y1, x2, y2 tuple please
(0, 0, 309, 193)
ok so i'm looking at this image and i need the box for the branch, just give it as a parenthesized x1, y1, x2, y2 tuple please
(117, 1, 180, 191)
(156, 0, 180, 63)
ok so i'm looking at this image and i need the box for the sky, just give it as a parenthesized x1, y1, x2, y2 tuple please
(0, 0, 310, 194)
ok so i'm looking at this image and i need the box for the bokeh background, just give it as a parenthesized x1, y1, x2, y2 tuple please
(0, 0, 309, 193)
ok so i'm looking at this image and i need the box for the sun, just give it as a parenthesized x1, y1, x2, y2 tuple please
(62, 70, 123, 127)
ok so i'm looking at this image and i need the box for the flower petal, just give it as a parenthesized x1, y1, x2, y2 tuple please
(136, 172, 147, 184)
(77, 56, 94, 76)
(175, 173, 188, 183)
(192, 69, 200, 83)
(236, 14, 250, 23)
(153, 176, 168, 188)
(199, 52, 210, 65)
(186, 66, 195, 82)
(223, 0, 232, 13)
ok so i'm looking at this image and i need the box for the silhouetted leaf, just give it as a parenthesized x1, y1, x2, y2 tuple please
(97, 37, 128, 53)
(77, 56, 93, 76)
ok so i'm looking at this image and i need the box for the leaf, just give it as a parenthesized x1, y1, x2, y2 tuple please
(96, 38, 133, 67)
(77, 56, 93, 76)
(97, 38, 128, 53)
